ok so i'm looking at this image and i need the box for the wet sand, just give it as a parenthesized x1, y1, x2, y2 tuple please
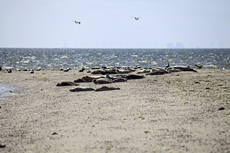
(0, 69, 230, 152)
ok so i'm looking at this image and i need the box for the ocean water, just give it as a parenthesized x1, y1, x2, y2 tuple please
(0, 48, 229, 101)
(0, 48, 230, 70)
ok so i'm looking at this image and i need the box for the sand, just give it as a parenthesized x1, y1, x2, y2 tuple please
(0, 69, 230, 153)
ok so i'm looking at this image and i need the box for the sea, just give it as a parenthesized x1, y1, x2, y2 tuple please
(0, 48, 229, 101)
(0, 48, 230, 70)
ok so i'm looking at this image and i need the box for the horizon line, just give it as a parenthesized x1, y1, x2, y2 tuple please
(1, 47, 230, 49)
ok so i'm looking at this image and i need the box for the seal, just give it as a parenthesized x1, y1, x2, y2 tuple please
(146, 68, 168, 75)
(56, 81, 78, 86)
(95, 86, 120, 91)
(169, 66, 197, 72)
(30, 70, 34, 74)
(126, 74, 144, 80)
(6, 69, 12, 73)
(165, 62, 170, 69)
(116, 69, 132, 74)
(93, 78, 112, 84)
(91, 69, 106, 75)
(70, 87, 94, 92)
(105, 74, 127, 82)
(79, 67, 85, 72)
(194, 64, 202, 69)
(74, 78, 84, 83)
(91, 69, 116, 75)
(82, 76, 105, 82)
(137, 69, 151, 74)
(63, 68, 70, 72)
(112, 78, 127, 83)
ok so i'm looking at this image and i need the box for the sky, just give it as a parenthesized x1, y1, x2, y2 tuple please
(0, 0, 230, 48)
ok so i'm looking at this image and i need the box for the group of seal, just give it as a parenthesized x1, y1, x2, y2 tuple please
(69, 86, 120, 92)
(56, 63, 199, 92)
(56, 79, 121, 92)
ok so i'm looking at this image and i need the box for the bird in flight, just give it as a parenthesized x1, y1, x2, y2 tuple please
(74, 21, 81, 24)
(133, 17, 141, 20)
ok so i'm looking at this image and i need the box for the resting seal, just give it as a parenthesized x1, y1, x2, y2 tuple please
(194, 64, 202, 69)
(79, 67, 85, 72)
(126, 74, 145, 80)
(93, 78, 113, 84)
(165, 62, 170, 69)
(74, 78, 84, 83)
(56, 81, 77, 86)
(146, 68, 168, 75)
(91, 69, 116, 75)
(137, 69, 150, 74)
(95, 86, 120, 91)
(168, 66, 197, 72)
(70, 87, 94, 92)
(105, 74, 127, 82)
(112, 78, 127, 83)
(30, 70, 34, 74)
(116, 69, 133, 74)
(82, 76, 105, 82)
(6, 69, 12, 73)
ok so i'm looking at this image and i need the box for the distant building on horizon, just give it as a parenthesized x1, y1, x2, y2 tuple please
(175, 42, 184, 48)
(62, 42, 67, 48)
(167, 42, 184, 48)
(167, 43, 174, 48)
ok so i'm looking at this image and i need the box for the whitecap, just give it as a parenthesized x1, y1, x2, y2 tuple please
(139, 60, 148, 63)
(3, 66, 14, 69)
(204, 64, 217, 68)
(61, 56, 69, 59)
(85, 62, 93, 65)
(151, 61, 158, 65)
(22, 60, 31, 63)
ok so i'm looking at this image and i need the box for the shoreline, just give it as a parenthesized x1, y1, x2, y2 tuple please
(0, 69, 230, 152)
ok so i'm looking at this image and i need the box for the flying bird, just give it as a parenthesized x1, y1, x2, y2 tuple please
(134, 17, 141, 20)
(72, 20, 81, 24)
(74, 21, 81, 24)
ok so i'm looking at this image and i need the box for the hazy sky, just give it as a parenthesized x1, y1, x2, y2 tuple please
(1, 0, 230, 48)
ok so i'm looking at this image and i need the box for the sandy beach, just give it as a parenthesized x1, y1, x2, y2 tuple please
(0, 69, 230, 152)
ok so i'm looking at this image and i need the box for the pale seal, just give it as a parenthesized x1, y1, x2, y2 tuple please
(146, 68, 168, 75)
